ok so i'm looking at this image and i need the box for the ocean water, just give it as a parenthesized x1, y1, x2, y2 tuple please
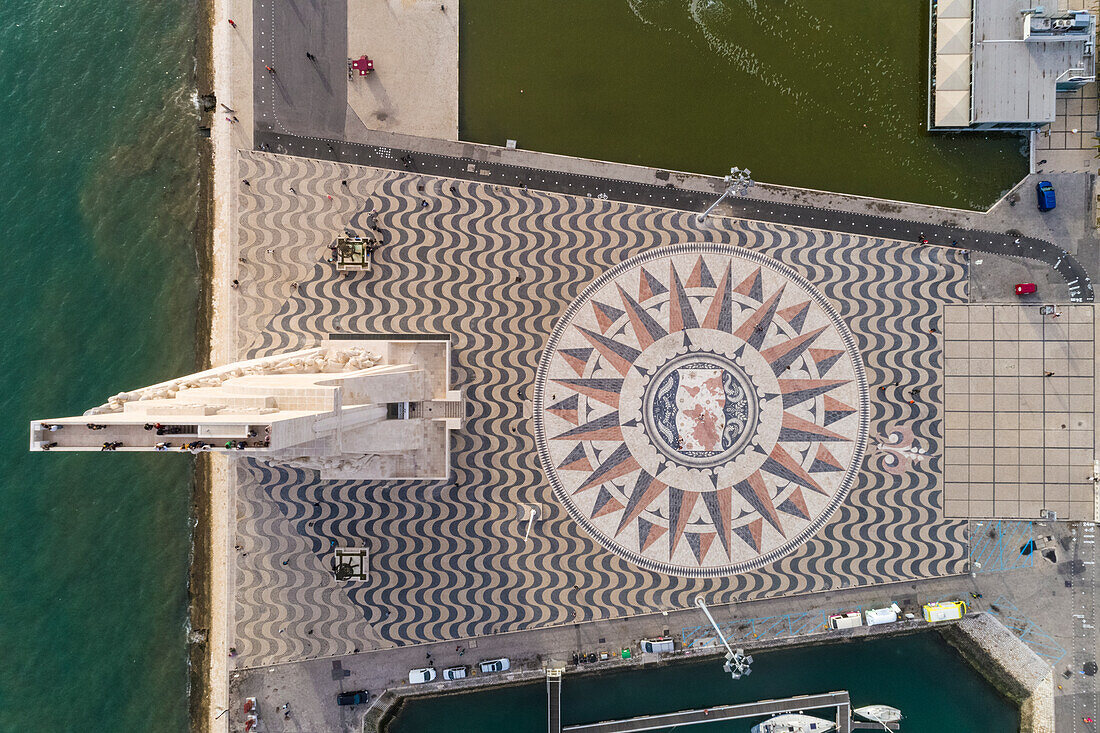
(0, 1, 199, 731)
(460, 0, 1029, 209)
(389, 632, 1019, 732)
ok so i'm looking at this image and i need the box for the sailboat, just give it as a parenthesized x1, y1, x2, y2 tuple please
(854, 704, 902, 724)
(751, 713, 837, 733)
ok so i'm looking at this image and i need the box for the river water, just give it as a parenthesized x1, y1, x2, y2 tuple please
(461, 0, 1028, 210)
(0, 1, 199, 730)
(389, 632, 1018, 732)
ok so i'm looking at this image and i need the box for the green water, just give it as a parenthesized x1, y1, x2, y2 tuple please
(0, 1, 200, 731)
(460, 0, 1028, 210)
(389, 632, 1018, 732)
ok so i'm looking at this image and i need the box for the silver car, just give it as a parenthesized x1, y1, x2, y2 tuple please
(478, 658, 510, 673)
(442, 665, 467, 680)
(408, 667, 437, 684)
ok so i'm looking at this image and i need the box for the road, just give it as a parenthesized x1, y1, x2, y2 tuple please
(254, 129, 1094, 303)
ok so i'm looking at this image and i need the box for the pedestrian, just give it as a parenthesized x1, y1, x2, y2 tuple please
(41, 442, 57, 450)
(228, 18, 237, 27)
(265, 65, 275, 74)
(231, 279, 239, 289)
(1045, 371, 1055, 377)
(929, 327, 938, 333)
(911, 387, 921, 396)
(290, 186, 296, 194)
(421, 200, 429, 208)
(282, 559, 289, 565)
(306, 52, 316, 61)
(341, 180, 348, 186)
(242, 179, 250, 186)
(266, 248, 274, 253)
(232, 116, 239, 123)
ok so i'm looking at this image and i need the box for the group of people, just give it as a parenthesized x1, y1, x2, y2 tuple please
(99, 442, 123, 451)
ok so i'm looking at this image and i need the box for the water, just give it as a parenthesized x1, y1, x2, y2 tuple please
(0, 2, 199, 731)
(460, 0, 1028, 210)
(389, 632, 1019, 732)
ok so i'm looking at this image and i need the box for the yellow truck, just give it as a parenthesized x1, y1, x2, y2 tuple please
(922, 600, 968, 622)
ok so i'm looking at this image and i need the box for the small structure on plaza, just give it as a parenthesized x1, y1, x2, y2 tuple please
(30, 337, 463, 480)
(334, 236, 373, 272)
(929, 0, 1095, 130)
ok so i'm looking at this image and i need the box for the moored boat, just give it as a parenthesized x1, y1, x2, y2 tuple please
(751, 712, 837, 733)
(854, 704, 902, 723)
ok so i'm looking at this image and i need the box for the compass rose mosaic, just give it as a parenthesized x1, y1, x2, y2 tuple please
(534, 243, 870, 577)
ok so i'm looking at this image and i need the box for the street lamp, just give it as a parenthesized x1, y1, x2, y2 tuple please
(697, 166, 755, 223)
(695, 597, 753, 680)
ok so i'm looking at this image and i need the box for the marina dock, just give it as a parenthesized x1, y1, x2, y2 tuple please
(564, 691, 857, 733)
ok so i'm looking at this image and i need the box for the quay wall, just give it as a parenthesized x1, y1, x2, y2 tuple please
(939, 614, 1054, 733)
(370, 615, 1033, 732)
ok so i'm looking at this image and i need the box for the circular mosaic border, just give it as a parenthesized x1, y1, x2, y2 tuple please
(533, 242, 871, 578)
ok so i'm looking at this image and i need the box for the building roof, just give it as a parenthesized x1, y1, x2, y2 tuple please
(971, 0, 1094, 124)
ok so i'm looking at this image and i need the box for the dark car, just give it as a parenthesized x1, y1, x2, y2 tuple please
(1036, 180, 1056, 211)
(337, 690, 370, 706)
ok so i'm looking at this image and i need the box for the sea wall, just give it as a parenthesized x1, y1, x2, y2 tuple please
(940, 613, 1053, 733)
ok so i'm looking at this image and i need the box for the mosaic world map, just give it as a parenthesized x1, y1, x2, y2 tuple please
(534, 243, 870, 576)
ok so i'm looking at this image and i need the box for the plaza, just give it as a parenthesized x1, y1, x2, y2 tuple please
(225, 153, 977, 667)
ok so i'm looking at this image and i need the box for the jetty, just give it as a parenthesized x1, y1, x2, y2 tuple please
(559, 689, 898, 733)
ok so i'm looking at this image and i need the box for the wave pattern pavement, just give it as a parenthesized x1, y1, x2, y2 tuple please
(230, 152, 968, 668)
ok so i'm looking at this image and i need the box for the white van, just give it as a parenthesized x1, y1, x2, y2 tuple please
(864, 607, 898, 626)
(828, 611, 863, 630)
(640, 637, 675, 654)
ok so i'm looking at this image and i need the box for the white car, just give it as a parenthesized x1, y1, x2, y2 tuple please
(478, 658, 510, 673)
(408, 667, 437, 684)
(442, 665, 467, 680)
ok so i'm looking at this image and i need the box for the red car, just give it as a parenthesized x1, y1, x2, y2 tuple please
(1015, 283, 1037, 295)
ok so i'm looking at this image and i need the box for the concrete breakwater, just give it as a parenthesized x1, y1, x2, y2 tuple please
(941, 614, 1054, 733)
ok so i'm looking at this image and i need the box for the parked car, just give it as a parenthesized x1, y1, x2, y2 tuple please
(1015, 282, 1037, 295)
(442, 665, 468, 681)
(408, 667, 437, 684)
(478, 658, 510, 673)
(336, 690, 370, 706)
(1036, 180, 1056, 211)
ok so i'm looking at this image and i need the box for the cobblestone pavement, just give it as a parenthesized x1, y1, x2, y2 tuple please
(228, 152, 970, 668)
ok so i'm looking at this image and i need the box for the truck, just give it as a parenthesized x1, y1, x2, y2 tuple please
(922, 600, 967, 622)
(640, 637, 675, 654)
(828, 611, 863, 630)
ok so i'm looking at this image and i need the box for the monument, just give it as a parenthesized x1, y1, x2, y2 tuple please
(30, 337, 463, 480)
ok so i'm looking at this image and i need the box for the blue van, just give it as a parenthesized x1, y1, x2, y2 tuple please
(1036, 180, 1056, 211)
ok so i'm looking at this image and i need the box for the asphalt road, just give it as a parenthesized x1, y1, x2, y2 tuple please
(254, 130, 1094, 303)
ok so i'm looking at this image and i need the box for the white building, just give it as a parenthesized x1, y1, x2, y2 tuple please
(930, 0, 1095, 130)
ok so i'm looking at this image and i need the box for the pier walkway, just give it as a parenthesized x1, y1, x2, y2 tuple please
(255, 129, 1094, 302)
(547, 669, 562, 733)
(563, 691, 850, 733)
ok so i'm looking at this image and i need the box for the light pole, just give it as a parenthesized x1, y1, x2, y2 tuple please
(697, 167, 754, 223)
(695, 596, 753, 679)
